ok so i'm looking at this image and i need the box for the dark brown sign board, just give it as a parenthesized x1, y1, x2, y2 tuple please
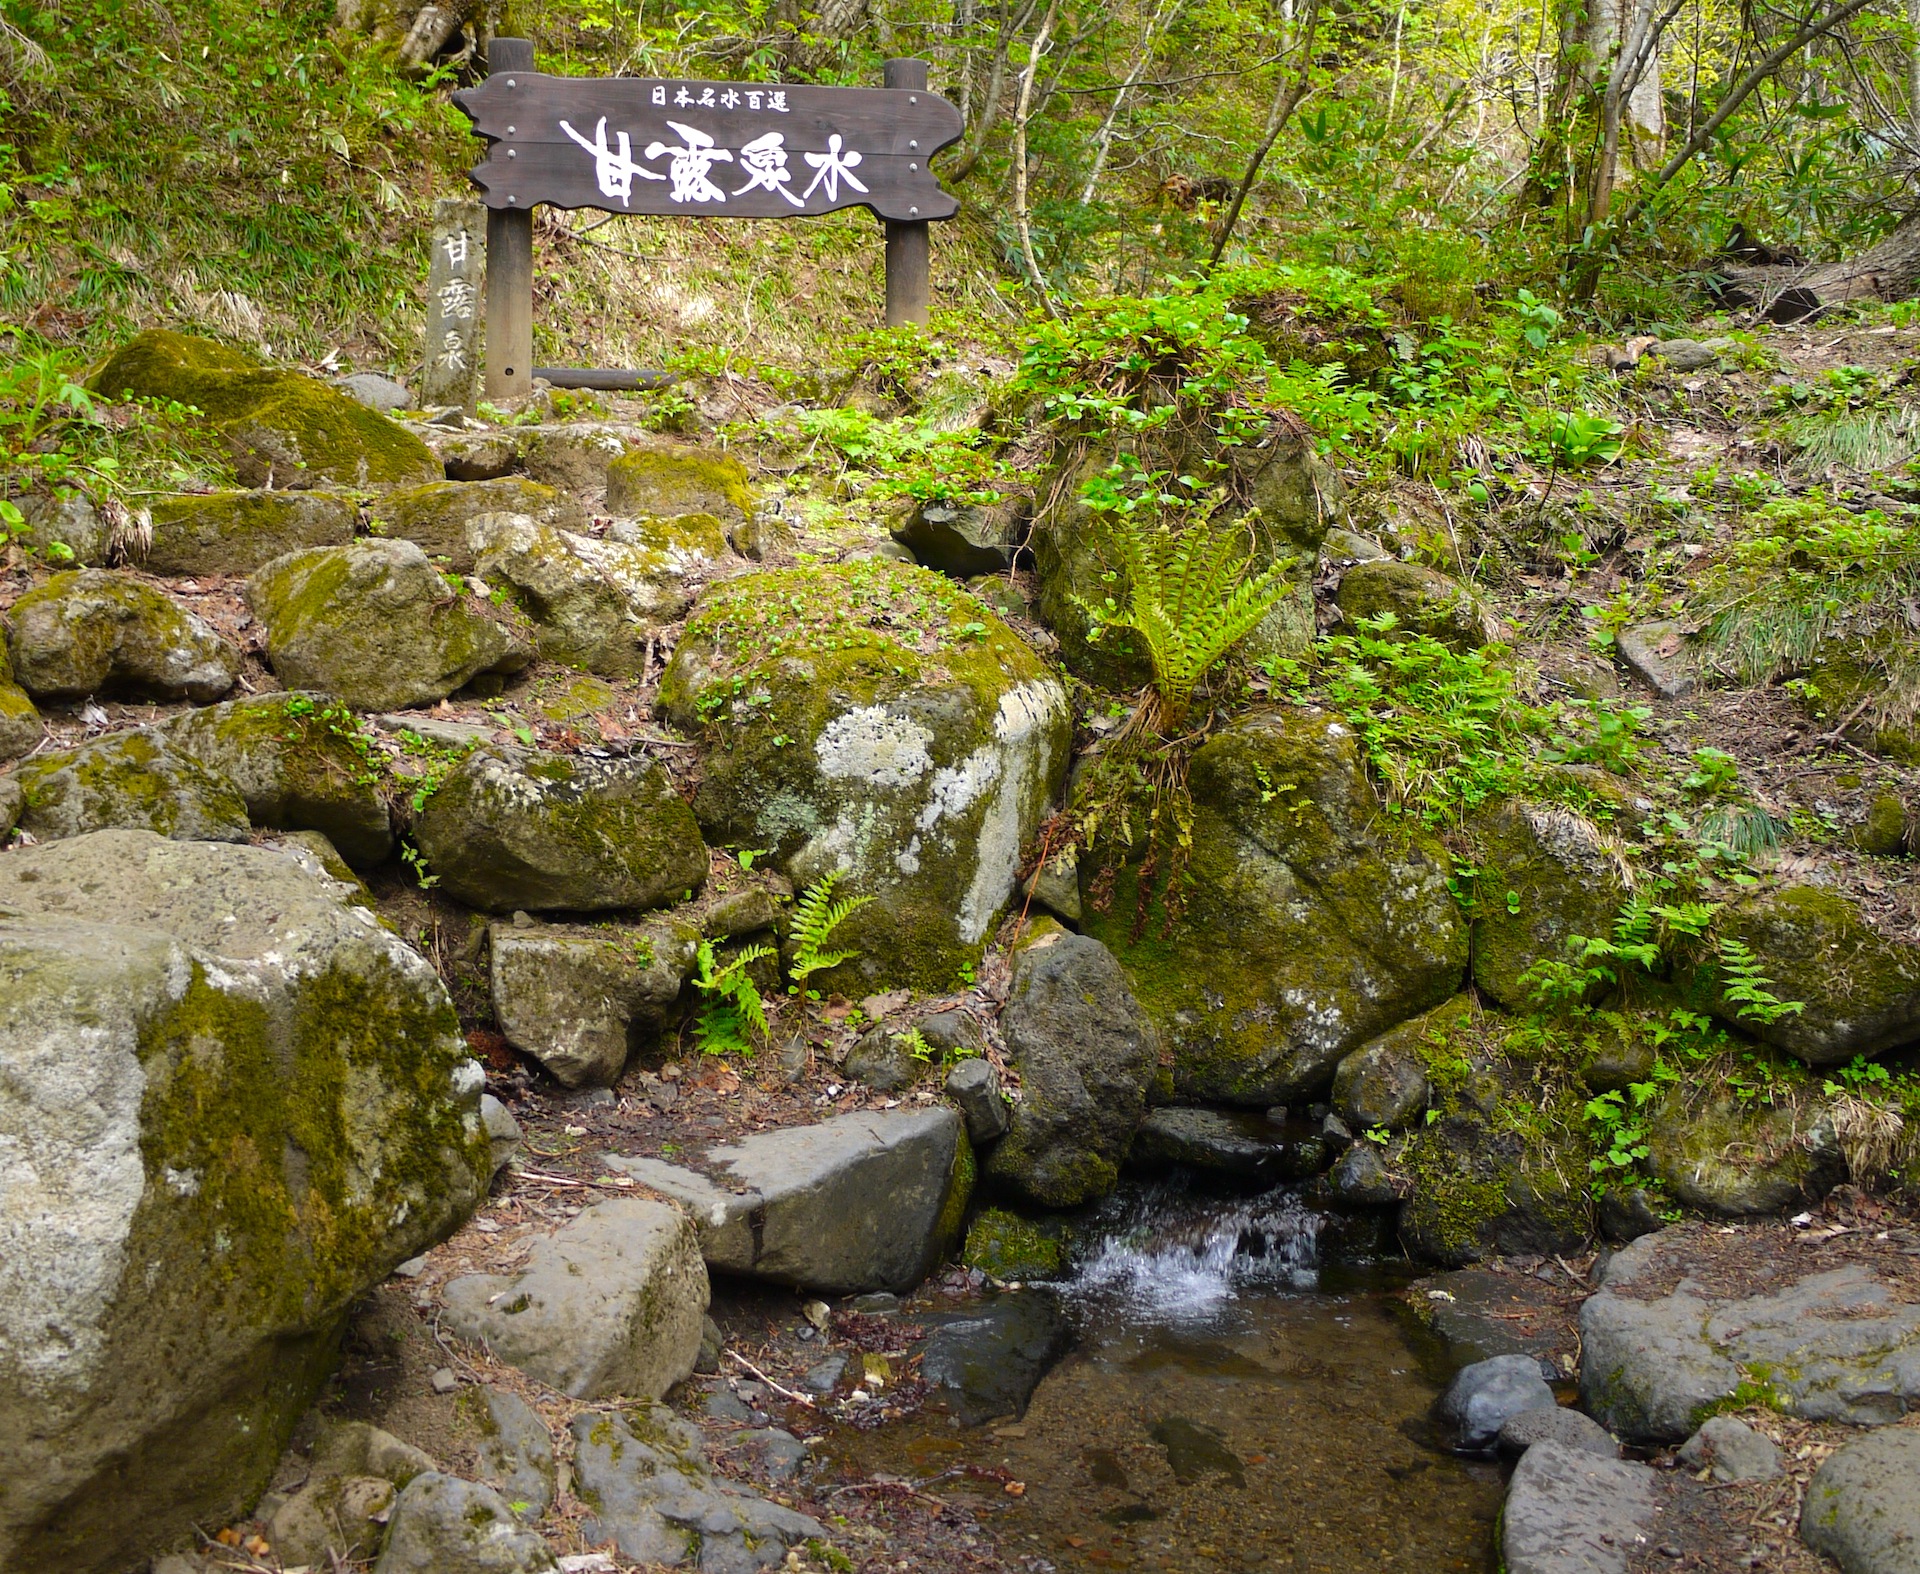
(453, 41, 963, 399)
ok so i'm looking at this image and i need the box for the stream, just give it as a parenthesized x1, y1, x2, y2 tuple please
(834, 1176, 1505, 1573)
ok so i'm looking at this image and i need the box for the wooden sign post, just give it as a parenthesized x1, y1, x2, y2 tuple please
(456, 41, 962, 402)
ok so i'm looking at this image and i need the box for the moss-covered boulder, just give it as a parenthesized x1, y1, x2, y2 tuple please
(248, 540, 530, 711)
(1646, 1090, 1841, 1215)
(375, 477, 587, 571)
(153, 692, 394, 868)
(605, 443, 754, 536)
(1467, 797, 1630, 1010)
(1334, 559, 1497, 651)
(488, 915, 700, 1086)
(964, 1207, 1070, 1280)
(0, 774, 20, 839)
(1711, 886, 1920, 1064)
(0, 831, 491, 1574)
(13, 730, 251, 844)
(143, 490, 357, 576)
(1083, 708, 1468, 1104)
(0, 638, 43, 761)
(413, 747, 707, 913)
(1392, 1106, 1592, 1267)
(659, 559, 1071, 990)
(1797, 629, 1920, 763)
(468, 511, 708, 676)
(6, 570, 239, 703)
(1032, 442, 1326, 691)
(1331, 1007, 1441, 1132)
(88, 330, 437, 489)
(985, 932, 1161, 1208)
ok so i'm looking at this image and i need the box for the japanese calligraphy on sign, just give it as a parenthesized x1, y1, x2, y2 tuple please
(422, 196, 484, 407)
(453, 73, 962, 222)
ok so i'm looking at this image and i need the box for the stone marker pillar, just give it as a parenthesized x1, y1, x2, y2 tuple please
(423, 197, 485, 409)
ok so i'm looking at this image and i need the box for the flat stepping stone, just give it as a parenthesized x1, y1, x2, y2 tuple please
(1502, 1440, 1658, 1574)
(606, 1108, 966, 1295)
(1581, 1227, 1920, 1442)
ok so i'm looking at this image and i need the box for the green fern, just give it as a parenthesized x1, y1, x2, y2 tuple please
(693, 938, 774, 1056)
(1715, 937, 1805, 1027)
(788, 870, 874, 993)
(1094, 515, 1296, 725)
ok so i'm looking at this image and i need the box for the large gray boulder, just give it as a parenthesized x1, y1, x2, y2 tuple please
(607, 1108, 970, 1294)
(153, 692, 395, 867)
(1501, 1441, 1658, 1574)
(6, 569, 239, 702)
(488, 915, 699, 1086)
(468, 509, 717, 675)
(248, 539, 530, 710)
(1801, 1426, 1920, 1574)
(441, 1198, 708, 1400)
(985, 932, 1161, 1207)
(12, 729, 251, 844)
(570, 1403, 825, 1571)
(373, 1473, 556, 1574)
(0, 832, 491, 1574)
(1580, 1227, 1920, 1442)
(414, 747, 707, 913)
(658, 559, 1070, 990)
(1083, 708, 1467, 1104)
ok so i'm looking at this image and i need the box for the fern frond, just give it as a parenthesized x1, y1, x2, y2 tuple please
(790, 869, 874, 983)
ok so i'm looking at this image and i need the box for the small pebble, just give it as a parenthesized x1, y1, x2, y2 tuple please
(392, 1255, 429, 1279)
(430, 1367, 459, 1394)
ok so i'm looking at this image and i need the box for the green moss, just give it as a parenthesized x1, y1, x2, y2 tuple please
(135, 954, 488, 1323)
(375, 476, 580, 568)
(605, 445, 754, 527)
(15, 729, 250, 840)
(963, 1207, 1068, 1280)
(932, 1133, 976, 1264)
(89, 329, 436, 487)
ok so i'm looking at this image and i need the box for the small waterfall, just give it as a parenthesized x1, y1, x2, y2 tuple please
(1064, 1181, 1324, 1325)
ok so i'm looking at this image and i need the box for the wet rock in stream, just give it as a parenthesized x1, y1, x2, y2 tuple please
(1148, 1417, 1246, 1486)
(921, 1289, 1074, 1424)
(1127, 1106, 1326, 1179)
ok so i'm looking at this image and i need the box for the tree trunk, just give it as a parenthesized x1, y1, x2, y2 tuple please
(1716, 211, 1920, 320)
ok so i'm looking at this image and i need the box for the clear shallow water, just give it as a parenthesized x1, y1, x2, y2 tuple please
(838, 1177, 1503, 1573)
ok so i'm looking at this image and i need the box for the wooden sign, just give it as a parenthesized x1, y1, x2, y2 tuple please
(454, 72, 962, 223)
(458, 42, 957, 401)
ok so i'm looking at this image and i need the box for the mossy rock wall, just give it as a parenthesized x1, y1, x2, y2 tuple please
(154, 692, 394, 868)
(13, 729, 251, 844)
(1032, 437, 1332, 693)
(1082, 707, 1468, 1104)
(605, 443, 754, 531)
(6, 569, 239, 704)
(0, 831, 490, 1574)
(0, 636, 43, 762)
(659, 559, 1070, 991)
(1646, 1090, 1842, 1215)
